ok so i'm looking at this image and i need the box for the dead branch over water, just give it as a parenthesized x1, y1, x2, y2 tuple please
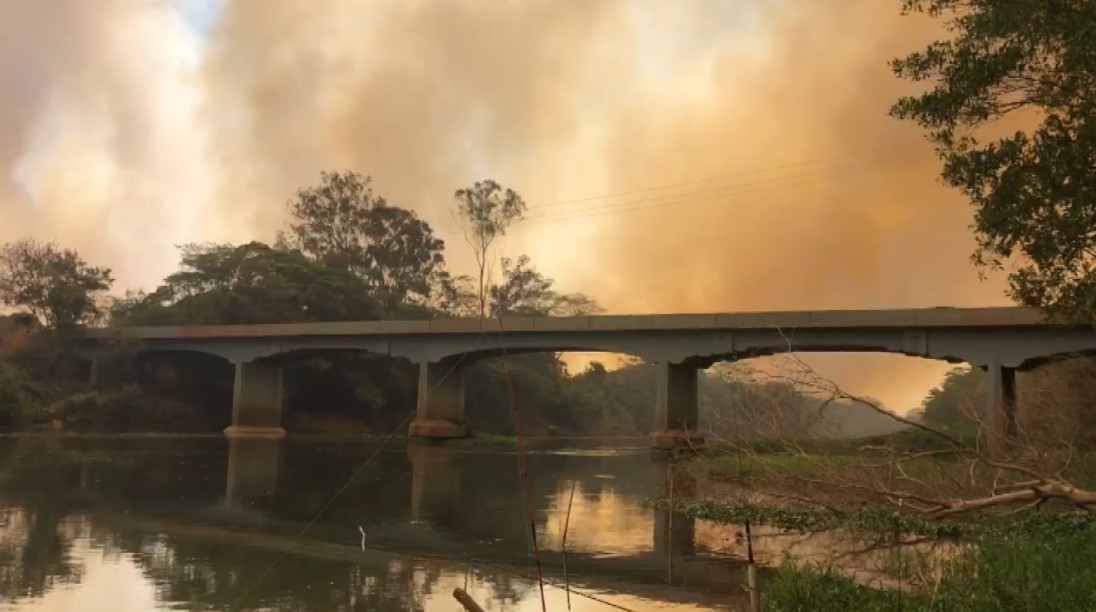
(702, 336, 1096, 518)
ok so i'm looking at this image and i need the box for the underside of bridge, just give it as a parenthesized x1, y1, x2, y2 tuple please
(219, 356, 708, 449)
(217, 352, 1025, 452)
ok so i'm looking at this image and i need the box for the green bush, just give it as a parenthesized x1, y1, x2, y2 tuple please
(0, 360, 43, 428)
(445, 432, 516, 448)
(765, 529, 1096, 611)
(50, 386, 218, 433)
(933, 530, 1096, 611)
(765, 563, 923, 611)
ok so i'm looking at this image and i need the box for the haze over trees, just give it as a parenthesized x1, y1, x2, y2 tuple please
(892, 0, 1096, 323)
(0, 171, 937, 438)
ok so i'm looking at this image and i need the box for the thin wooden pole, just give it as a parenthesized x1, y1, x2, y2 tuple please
(562, 479, 578, 610)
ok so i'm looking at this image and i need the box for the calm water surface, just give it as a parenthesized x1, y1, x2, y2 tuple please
(0, 435, 770, 611)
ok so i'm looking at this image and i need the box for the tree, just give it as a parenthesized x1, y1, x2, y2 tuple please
(429, 271, 479, 318)
(919, 366, 983, 433)
(489, 255, 555, 316)
(112, 242, 381, 325)
(891, 0, 1096, 322)
(488, 255, 601, 317)
(278, 171, 445, 308)
(0, 239, 113, 329)
(452, 180, 527, 318)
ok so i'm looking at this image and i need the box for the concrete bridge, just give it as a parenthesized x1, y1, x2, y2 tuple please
(82, 306, 1096, 449)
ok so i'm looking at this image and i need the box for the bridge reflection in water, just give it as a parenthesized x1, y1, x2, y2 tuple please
(225, 436, 282, 507)
(215, 436, 755, 598)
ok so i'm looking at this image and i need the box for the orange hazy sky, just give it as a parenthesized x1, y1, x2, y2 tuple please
(0, 1, 1012, 412)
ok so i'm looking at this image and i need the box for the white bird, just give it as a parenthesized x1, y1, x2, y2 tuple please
(358, 526, 366, 551)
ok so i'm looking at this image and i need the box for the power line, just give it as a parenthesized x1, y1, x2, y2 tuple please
(515, 163, 890, 228)
(523, 150, 898, 212)
(523, 164, 846, 220)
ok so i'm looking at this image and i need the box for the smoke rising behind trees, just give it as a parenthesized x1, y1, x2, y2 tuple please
(0, 0, 1022, 410)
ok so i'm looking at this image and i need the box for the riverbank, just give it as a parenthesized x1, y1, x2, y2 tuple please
(763, 526, 1096, 611)
(650, 448, 1096, 610)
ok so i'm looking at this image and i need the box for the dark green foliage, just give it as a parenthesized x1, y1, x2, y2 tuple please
(916, 366, 983, 433)
(648, 495, 1096, 540)
(559, 359, 656, 434)
(647, 497, 969, 538)
(0, 239, 113, 329)
(277, 171, 446, 309)
(765, 529, 1096, 611)
(465, 353, 570, 434)
(892, 0, 1096, 322)
(0, 360, 42, 428)
(46, 386, 223, 433)
(765, 563, 921, 612)
(112, 241, 383, 325)
(934, 530, 1096, 611)
(444, 433, 517, 448)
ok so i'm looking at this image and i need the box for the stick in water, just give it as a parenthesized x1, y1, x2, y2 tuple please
(746, 519, 760, 612)
(562, 478, 578, 610)
(453, 588, 486, 612)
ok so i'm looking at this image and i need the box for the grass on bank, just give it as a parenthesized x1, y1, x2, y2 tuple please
(645, 496, 1096, 539)
(659, 442, 1096, 611)
(442, 433, 517, 448)
(763, 528, 1096, 611)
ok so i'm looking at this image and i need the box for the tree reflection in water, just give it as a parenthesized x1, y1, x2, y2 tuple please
(0, 436, 738, 611)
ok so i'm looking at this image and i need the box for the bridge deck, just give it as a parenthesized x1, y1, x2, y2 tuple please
(89, 306, 1049, 339)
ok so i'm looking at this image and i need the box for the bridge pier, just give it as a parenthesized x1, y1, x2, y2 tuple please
(224, 360, 286, 438)
(651, 362, 704, 451)
(408, 359, 468, 439)
(985, 361, 1018, 456)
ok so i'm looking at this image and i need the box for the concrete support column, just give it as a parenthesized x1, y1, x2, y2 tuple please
(224, 360, 286, 438)
(651, 362, 704, 450)
(408, 359, 467, 439)
(225, 436, 282, 508)
(985, 361, 1018, 456)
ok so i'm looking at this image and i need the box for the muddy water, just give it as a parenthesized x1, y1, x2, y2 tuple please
(0, 436, 922, 611)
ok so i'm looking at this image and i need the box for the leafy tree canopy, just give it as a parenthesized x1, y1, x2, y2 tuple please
(918, 366, 983, 432)
(892, 0, 1096, 322)
(112, 242, 386, 325)
(278, 171, 445, 308)
(0, 239, 113, 329)
(489, 255, 601, 317)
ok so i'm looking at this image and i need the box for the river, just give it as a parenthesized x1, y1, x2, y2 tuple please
(0, 435, 931, 611)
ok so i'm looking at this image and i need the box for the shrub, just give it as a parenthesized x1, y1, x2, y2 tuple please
(0, 360, 42, 428)
(764, 528, 1096, 611)
(765, 563, 923, 611)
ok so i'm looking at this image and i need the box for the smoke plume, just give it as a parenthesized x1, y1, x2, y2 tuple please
(0, 0, 1013, 410)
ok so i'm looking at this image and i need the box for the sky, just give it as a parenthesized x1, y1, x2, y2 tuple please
(0, 0, 1012, 412)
